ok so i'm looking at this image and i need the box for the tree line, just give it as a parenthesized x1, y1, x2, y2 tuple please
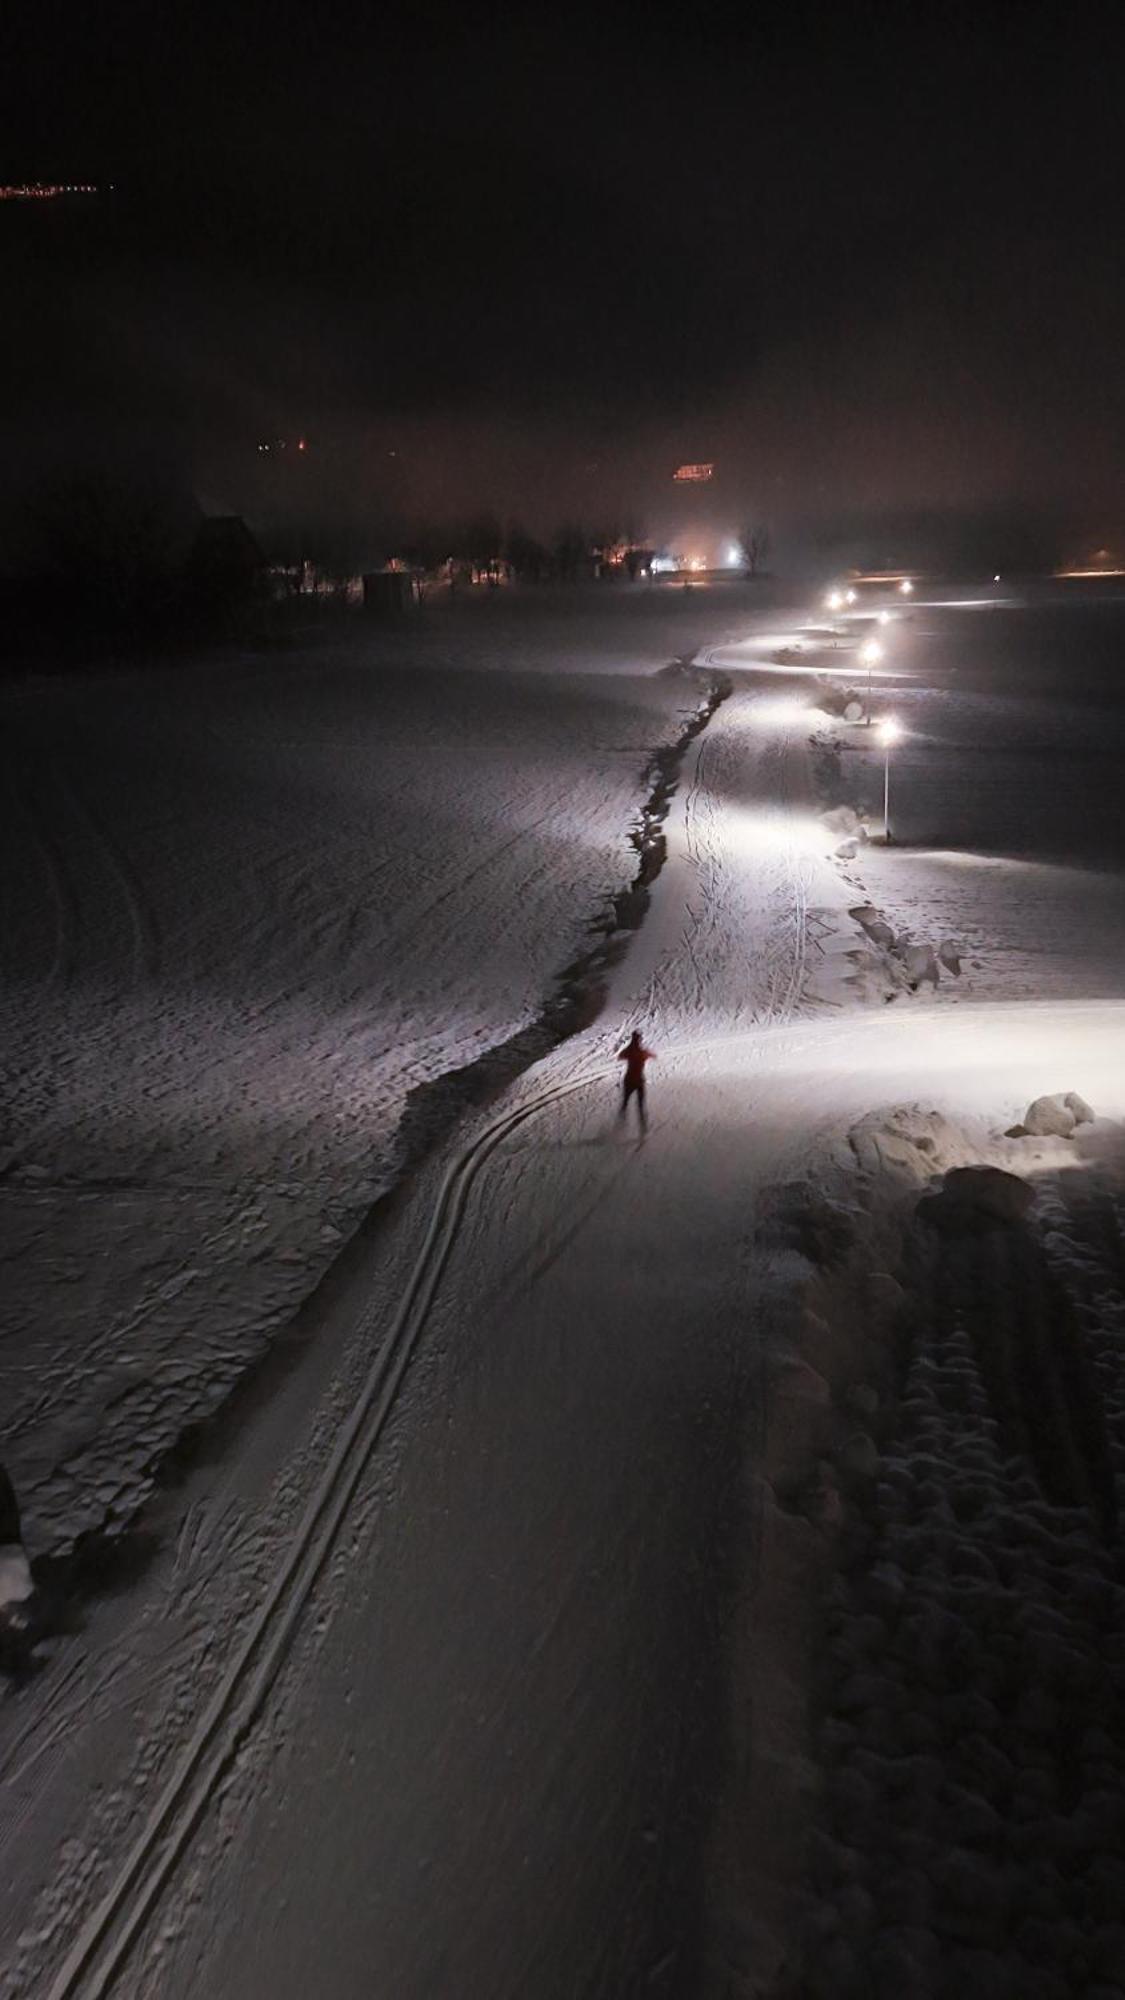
(1, 463, 773, 664)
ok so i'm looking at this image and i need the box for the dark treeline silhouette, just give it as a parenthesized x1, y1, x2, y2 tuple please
(1, 467, 272, 666)
(1, 445, 811, 672)
(0, 477, 658, 672)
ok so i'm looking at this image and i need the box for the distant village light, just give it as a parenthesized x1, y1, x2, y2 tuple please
(0, 183, 100, 200)
(673, 463, 714, 483)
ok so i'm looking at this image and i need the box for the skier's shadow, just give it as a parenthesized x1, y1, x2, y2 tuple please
(483, 1129, 654, 1310)
(552, 1118, 663, 1152)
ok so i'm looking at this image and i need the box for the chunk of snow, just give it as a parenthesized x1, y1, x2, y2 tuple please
(774, 1184, 859, 1266)
(900, 943, 940, 988)
(1023, 1093, 1077, 1138)
(0, 1543, 33, 1610)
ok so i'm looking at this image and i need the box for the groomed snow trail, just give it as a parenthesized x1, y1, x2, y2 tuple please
(2, 664, 837, 1999)
(0, 601, 752, 1567)
(40, 1070, 614, 2000)
(31, 684, 839, 1999)
(5, 589, 1125, 1997)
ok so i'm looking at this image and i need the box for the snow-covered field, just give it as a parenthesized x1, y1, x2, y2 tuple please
(0, 584, 762, 1564)
(2, 577, 1125, 1997)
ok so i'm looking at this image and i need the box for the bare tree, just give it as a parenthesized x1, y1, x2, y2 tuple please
(741, 521, 772, 576)
(505, 524, 550, 581)
(552, 523, 589, 582)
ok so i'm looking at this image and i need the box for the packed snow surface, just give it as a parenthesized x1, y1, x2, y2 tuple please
(1, 578, 1124, 1996)
(0, 588, 750, 1559)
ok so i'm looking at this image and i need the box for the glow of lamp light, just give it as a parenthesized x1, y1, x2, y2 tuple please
(749, 696, 810, 730)
(859, 639, 884, 727)
(845, 588, 857, 604)
(877, 717, 901, 747)
(877, 609, 892, 625)
(727, 808, 830, 860)
(899, 578, 913, 595)
(825, 589, 844, 611)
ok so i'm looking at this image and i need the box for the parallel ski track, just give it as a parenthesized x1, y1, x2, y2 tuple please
(44, 1020, 829, 1998)
(44, 1068, 610, 2000)
(46, 653, 813, 1998)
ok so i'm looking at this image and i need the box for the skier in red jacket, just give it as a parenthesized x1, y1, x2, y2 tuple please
(617, 1029, 655, 1130)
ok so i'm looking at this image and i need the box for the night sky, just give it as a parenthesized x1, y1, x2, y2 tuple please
(3, 2, 1123, 547)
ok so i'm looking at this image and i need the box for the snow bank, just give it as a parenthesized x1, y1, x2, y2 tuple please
(0, 1467, 34, 1664)
(793, 1111, 1125, 1997)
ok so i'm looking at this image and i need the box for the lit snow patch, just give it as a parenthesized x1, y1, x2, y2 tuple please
(747, 697, 813, 730)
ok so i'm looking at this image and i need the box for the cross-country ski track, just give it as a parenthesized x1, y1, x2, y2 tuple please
(5, 595, 1125, 1997)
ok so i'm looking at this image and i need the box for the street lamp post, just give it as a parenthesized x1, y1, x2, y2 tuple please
(859, 639, 883, 723)
(878, 717, 901, 842)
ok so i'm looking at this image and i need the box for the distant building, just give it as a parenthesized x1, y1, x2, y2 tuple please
(363, 570, 421, 613)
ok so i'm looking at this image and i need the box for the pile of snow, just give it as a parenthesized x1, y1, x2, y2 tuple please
(0, 1467, 34, 1664)
(812, 677, 865, 721)
(1008, 1091, 1096, 1140)
(821, 806, 870, 861)
(848, 1108, 970, 1186)
(770, 1182, 862, 1268)
(848, 904, 968, 997)
(797, 1102, 1125, 1997)
(805, 1268, 1125, 1998)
